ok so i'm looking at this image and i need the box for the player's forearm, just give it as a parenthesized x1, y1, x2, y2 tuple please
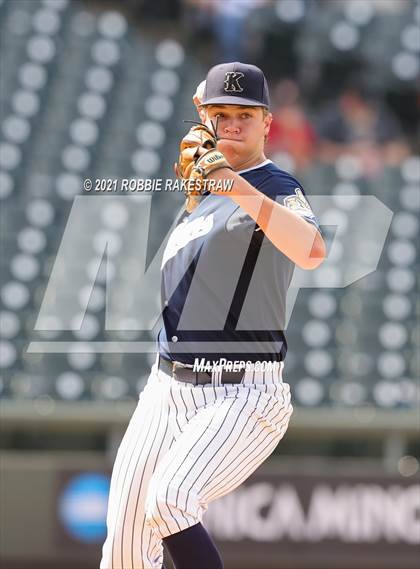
(209, 168, 326, 270)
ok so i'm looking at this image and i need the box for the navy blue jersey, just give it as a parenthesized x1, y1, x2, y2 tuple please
(158, 159, 319, 365)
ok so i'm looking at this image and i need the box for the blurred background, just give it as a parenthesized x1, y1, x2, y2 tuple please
(0, 1, 419, 568)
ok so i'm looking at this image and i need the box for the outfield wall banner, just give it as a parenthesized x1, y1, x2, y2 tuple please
(203, 472, 420, 569)
(1, 455, 418, 569)
(53, 468, 419, 569)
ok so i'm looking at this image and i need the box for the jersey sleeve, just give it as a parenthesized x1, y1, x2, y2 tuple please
(258, 171, 320, 230)
(225, 168, 321, 247)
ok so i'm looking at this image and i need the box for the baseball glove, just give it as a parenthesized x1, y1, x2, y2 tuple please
(177, 122, 232, 212)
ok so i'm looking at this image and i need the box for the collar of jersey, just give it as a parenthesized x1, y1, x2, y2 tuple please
(235, 158, 272, 175)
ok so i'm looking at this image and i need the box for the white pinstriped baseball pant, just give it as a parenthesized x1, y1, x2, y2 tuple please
(100, 357, 293, 569)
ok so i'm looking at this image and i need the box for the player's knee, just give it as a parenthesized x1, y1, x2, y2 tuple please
(145, 485, 173, 531)
(145, 482, 198, 537)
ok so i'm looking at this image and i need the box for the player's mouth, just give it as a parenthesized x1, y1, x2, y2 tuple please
(219, 137, 243, 142)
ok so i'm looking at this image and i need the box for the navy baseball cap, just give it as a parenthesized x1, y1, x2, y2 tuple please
(202, 62, 270, 108)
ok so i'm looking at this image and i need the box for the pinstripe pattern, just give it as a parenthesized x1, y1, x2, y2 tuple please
(145, 396, 233, 536)
(125, 402, 162, 568)
(101, 361, 292, 568)
(200, 385, 291, 502)
(174, 394, 246, 514)
(203, 389, 293, 504)
(195, 389, 264, 504)
(109, 390, 157, 568)
(101, 371, 176, 569)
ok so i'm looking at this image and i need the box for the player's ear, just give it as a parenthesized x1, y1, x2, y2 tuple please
(263, 110, 272, 138)
(203, 109, 213, 129)
(198, 106, 206, 123)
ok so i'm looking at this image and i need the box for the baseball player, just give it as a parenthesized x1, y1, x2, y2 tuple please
(100, 62, 325, 569)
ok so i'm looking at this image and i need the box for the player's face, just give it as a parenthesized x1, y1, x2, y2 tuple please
(204, 105, 272, 167)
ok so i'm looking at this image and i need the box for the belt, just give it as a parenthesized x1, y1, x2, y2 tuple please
(158, 355, 244, 385)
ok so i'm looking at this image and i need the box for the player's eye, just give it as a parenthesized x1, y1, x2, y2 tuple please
(214, 113, 224, 118)
(241, 113, 251, 119)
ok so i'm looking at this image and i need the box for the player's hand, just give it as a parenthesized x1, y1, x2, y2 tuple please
(177, 123, 217, 180)
(173, 146, 208, 179)
(176, 123, 232, 212)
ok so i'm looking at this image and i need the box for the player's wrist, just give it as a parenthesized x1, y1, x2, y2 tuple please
(191, 149, 232, 180)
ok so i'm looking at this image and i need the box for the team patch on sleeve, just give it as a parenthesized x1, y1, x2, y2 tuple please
(283, 187, 314, 217)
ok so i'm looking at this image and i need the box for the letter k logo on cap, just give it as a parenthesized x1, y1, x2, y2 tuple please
(224, 72, 244, 93)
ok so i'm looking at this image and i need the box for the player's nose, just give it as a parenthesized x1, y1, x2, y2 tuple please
(223, 120, 240, 134)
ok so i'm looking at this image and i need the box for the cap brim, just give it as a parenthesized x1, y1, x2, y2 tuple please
(201, 96, 268, 108)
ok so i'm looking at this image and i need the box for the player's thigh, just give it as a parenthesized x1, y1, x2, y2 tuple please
(102, 371, 177, 566)
(147, 384, 292, 519)
(106, 370, 172, 525)
(200, 382, 293, 504)
(107, 372, 156, 494)
(185, 383, 292, 506)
